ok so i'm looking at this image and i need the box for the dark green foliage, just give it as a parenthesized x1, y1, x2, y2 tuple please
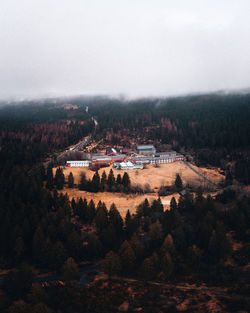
(3, 264, 34, 299)
(175, 173, 183, 190)
(109, 203, 123, 235)
(61, 257, 79, 281)
(54, 167, 65, 190)
(0, 95, 250, 312)
(122, 172, 130, 191)
(95, 202, 109, 233)
(119, 240, 136, 274)
(100, 171, 107, 191)
(79, 172, 87, 190)
(68, 172, 74, 188)
(91, 171, 100, 192)
(46, 165, 54, 190)
(107, 169, 115, 191)
(139, 257, 156, 280)
(102, 251, 122, 276)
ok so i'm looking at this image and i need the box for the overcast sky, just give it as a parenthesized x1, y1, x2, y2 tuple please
(0, 0, 250, 99)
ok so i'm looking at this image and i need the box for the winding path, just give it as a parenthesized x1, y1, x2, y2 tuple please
(182, 160, 219, 188)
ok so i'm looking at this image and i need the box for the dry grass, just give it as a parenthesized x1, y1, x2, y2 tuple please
(63, 188, 180, 217)
(57, 161, 224, 189)
(54, 161, 224, 217)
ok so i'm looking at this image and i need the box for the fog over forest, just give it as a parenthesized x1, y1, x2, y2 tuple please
(0, 0, 250, 99)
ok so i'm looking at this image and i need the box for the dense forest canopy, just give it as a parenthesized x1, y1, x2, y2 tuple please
(0, 93, 249, 312)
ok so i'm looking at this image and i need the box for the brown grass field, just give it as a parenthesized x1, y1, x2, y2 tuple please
(54, 162, 224, 217)
(55, 161, 223, 188)
(63, 189, 180, 217)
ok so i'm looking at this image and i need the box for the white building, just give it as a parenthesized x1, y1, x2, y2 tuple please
(66, 160, 90, 167)
(116, 161, 143, 170)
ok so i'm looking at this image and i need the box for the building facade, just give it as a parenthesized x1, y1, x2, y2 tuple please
(137, 145, 156, 155)
(66, 160, 91, 167)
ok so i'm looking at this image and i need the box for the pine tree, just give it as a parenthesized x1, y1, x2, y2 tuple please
(142, 198, 150, 216)
(175, 173, 183, 190)
(125, 209, 131, 227)
(161, 234, 176, 256)
(151, 198, 163, 213)
(61, 257, 79, 281)
(161, 252, 174, 279)
(46, 165, 54, 190)
(77, 198, 88, 222)
(149, 220, 163, 245)
(87, 199, 96, 223)
(95, 202, 109, 232)
(50, 241, 67, 269)
(91, 171, 100, 192)
(14, 236, 24, 261)
(100, 171, 107, 191)
(122, 172, 131, 191)
(119, 240, 136, 274)
(102, 251, 122, 276)
(116, 173, 122, 185)
(79, 172, 87, 190)
(130, 233, 144, 262)
(139, 257, 155, 280)
(109, 203, 123, 234)
(54, 167, 65, 190)
(68, 172, 74, 188)
(107, 169, 115, 191)
(170, 197, 177, 211)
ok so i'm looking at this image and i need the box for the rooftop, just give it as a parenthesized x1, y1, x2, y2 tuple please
(137, 145, 156, 150)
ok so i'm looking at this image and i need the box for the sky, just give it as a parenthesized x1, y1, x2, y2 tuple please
(0, 0, 250, 99)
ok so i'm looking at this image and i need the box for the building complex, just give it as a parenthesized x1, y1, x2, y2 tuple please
(66, 144, 184, 169)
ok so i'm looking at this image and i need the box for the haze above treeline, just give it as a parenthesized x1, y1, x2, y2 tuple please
(1, 0, 250, 100)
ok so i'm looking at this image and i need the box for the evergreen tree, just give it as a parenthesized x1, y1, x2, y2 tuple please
(87, 234, 104, 258)
(14, 236, 24, 261)
(79, 172, 87, 190)
(71, 198, 77, 215)
(161, 234, 176, 256)
(61, 257, 79, 281)
(87, 199, 96, 223)
(54, 167, 65, 190)
(119, 240, 136, 274)
(68, 172, 74, 188)
(130, 233, 144, 262)
(161, 252, 174, 279)
(95, 202, 109, 233)
(175, 173, 183, 190)
(46, 165, 54, 190)
(91, 171, 100, 192)
(149, 220, 163, 245)
(170, 197, 177, 211)
(50, 241, 67, 269)
(107, 169, 115, 191)
(100, 171, 107, 191)
(187, 245, 202, 270)
(109, 203, 123, 235)
(151, 198, 163, 213)
(116, 173, 122, 185)
(125, 209, 131, 228)
(76, 198, 88, 222)
(139, 257, 156, 280)
(122, 172, 131, 191)
(142, 198, 150, 216)
(102, 251, 122, 276)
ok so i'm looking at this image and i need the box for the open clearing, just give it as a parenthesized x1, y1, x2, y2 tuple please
(57, 161, 224, 189)
(63, 188, 180, 217)
(54, 162, 224, 217)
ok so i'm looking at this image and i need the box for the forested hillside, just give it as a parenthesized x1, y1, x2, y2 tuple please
(88, 94, 250, 184)
(0, 94, 249, 312)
